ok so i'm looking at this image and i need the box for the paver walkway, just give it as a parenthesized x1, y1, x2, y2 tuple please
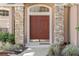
(18, 46, 50, 56)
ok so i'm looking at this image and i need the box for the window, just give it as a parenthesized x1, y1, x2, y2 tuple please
(0, 28, 8, 32)
(0, 10, 9, 16)
(30, 6, 49, 12)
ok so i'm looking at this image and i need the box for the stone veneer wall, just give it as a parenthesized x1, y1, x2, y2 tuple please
(0, 4, 65, 46)
(54, 4, 64, 44)
(14, 4, 65, 45)
(15, 6, 24, 45)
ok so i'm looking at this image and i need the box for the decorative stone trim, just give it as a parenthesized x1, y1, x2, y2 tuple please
(0, 4, 24, 6)
(54, 4, 64, 44)
(15, 6, 24, 45)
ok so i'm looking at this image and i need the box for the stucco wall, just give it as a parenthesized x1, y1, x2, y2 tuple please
(0, 7, 12, 33)
(70, 5, 77, 46)
(77, 5, 79, 47)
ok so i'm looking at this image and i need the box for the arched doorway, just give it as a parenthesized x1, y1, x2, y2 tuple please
(26, 4, 53, 45)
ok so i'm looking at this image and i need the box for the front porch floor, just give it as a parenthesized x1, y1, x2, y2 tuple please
(18, 46, 50, 56)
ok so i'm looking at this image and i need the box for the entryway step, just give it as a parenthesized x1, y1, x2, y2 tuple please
(18, 46, 50, 56)
(39, 43, 50, 45)
(26, 42, 50, 47)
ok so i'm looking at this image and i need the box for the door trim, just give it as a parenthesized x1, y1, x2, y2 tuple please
(26, 4, 53, 45)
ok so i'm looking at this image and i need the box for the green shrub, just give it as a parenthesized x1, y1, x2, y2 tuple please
(1, 42, 13, 51)
(13, 44, 24, 50)
(0, 32, 3, 41)
(76, 26, 79, 31)
(7, 33, 15, 44)
(61, 44, 79, 56)
(47, 43, 60, 56)
(0, 43, 23, 52)
(0, 32, 8, 42)
(0, 32, 15, 44)
(2, 32, 8, 42)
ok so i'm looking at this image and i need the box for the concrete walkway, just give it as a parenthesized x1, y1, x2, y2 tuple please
(18, 46, 50, 56)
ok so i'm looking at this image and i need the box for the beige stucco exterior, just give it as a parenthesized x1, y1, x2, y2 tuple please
(0, 7, 12, 33)
(70, 5, 78, 46)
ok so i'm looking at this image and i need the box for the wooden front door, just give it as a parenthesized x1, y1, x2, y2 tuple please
(64, 6, 70, 43)
(30, 15, 49, 40)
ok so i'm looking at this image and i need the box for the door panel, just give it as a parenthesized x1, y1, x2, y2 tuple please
(64, 6, 70, 43)
(30, 16, 49, 39)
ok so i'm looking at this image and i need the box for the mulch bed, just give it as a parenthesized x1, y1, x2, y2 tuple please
(0, 47, 28, 56)
(0, 51, 15, 56)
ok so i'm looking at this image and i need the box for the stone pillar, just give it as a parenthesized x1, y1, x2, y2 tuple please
(54, 4, 64, 44)
(15, 6, 24, 45)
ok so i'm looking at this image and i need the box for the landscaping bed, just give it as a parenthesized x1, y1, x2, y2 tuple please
(0, 44, 27, 56)
(0, 32, 27, 56)
(47, 42, 79, 56)
(0, 51, 15, 56)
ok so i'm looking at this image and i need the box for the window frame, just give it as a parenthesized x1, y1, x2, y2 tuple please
(30, 6, 49, 12)
(0, 10, 9, 16)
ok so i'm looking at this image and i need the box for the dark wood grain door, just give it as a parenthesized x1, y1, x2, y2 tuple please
(64, 6, 70, 43)
(30, 15, 49, 40)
